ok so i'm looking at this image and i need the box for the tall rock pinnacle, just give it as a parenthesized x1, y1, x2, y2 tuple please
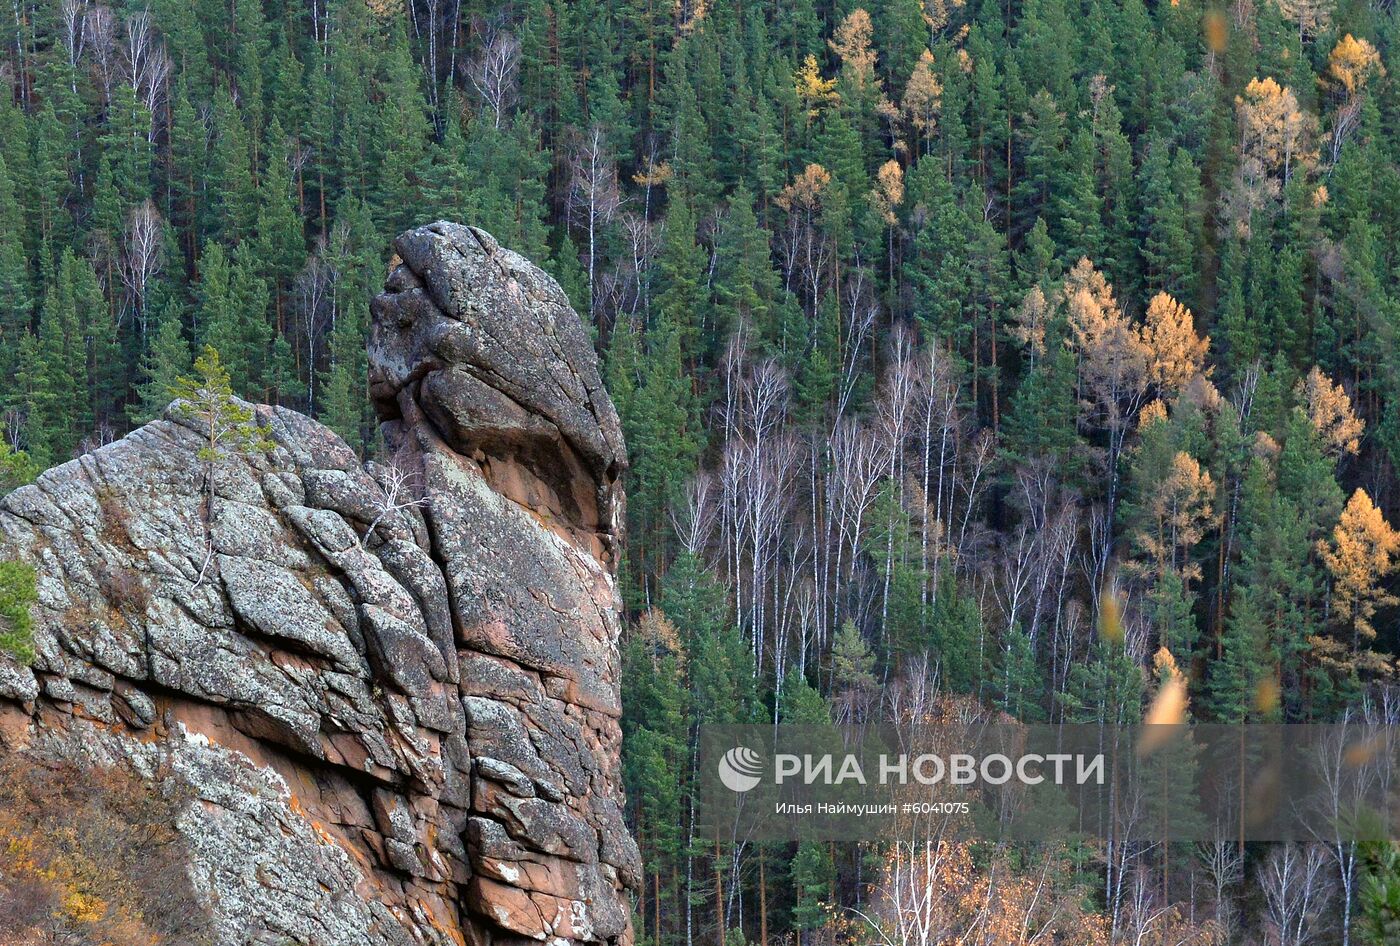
(0, 222, 639, 946)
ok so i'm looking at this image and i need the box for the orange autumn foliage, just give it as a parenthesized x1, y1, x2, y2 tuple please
(1320, 488, 1400, 644)
(829, 10, 880, 95)
(1140, 292, 1210, 395)
(1296, 366, 1363, 459)
(871, 838, 1111, 946)
(0, 758, 212, 946)
(1328, 33, 1383, 95)
(1235, 77, 1316, 183)
(868, 161, 904, 225)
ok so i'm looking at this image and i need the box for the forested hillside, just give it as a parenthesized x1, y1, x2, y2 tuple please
(6, 0, 1400, 939)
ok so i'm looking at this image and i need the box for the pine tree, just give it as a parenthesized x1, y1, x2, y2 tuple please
(101, 83, 154, 207)
(1060, 632, 1143, 726)
(1054, 127, 1105, 267)
(1146, 569, 1198, 660)
(1014, 90, 1066, 232)
(255, 118, 306, 323)
(167, 79, 205, 257)
(1360, 842, 1400, 946)
(1002, 324, 1083, 478)
(208, 87, 258, 241)
(0, 560, 37, 664)
(196, 242, 271, 398)
(779, 666, 829, 724)
(619, 313, 700, 594)
(790, 297, 840, 430)
(70, 253, 120, 432)
(653, 197, 707, 353)
(169, 345, 274, 584)
(1139, 138, 1196, 300)
(620, 609, 688, 946)
(0, 155, 33, 380)
(905, 162, 975, 354)
(27, 105, 73, 256)
(318, 249, 371, 451)
(874, 0, 927, 84)
(929, 575, 984, 695)
(1211, 585, 1277, 722)
(0, 439, 37, 493)
(657, 45, 719, 211)
(790, 841, 834, 934)
(863, 479, 929, 660)
(23, 253, 93, 464)
(129, 302, 192, 425)
(830, 619, 877, 695)
(995, 626, 1046, 721)
(711, 187, 782, 349)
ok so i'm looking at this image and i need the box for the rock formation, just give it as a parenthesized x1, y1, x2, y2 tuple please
(0, 222, 639, 946)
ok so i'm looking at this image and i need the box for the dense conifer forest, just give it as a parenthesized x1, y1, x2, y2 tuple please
(7, 0, 1400, 938)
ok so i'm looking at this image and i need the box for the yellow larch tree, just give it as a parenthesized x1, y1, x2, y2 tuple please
(1063, 259, 1149, 425)
(1328, 34, 1384, 96)
(1236, 77, 1316, 185)
(867, 160, 904, 225)
(1133, 451, 1218, 585)
(900, 49, 942, 154)
(1296, 366, 1364, 460)
(1275, 0, 1334, 42)
(1146, 646, 1189, 727)
(1011, 284, 1052, 363)
(829, 8, 894, 124)
(793, 55, 839, 124)
(675, 0, 707, 33)
(829, 10, 880, 95)
(871, 837, 1111, 946)
(1139, 398, 1169, 429)
(1061, 260, 1151, 524)
(869, 161, 904, 280)
(632, 158, 673, 190)
(1063, 257, 1125, 355)
(1139, 291, 1210, 396)
(776, 163, 833, 215)
(1320, 488, 1400, 646)
(920, 0, 966, 35)
(634, 608, 685, 669)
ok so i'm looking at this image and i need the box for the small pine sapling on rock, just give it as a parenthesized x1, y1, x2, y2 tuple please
(169, 346, 273, 587)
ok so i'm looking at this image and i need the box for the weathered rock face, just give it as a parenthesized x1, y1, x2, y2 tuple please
(0, 222, 639, 946)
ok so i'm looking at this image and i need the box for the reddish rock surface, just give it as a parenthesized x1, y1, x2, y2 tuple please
(0, 222, 639, 946)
